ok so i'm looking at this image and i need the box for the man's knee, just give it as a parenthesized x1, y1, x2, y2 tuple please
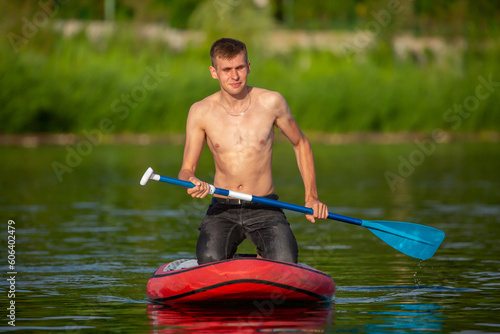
(260, 240, 298, 263)
(196, 249, 226, 265)
(266, 222, 298, 263)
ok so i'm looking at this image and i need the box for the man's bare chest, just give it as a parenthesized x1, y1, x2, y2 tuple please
(205, 115, 275, 151)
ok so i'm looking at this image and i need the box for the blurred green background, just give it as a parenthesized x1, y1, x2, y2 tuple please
(1, 0, 499, 135)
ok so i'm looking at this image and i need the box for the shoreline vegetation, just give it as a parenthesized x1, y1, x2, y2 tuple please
(2, 131, 499, 148)
(2, 1, 500, 136)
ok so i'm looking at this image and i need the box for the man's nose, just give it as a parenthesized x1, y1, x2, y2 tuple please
(231, 69, 239, 80)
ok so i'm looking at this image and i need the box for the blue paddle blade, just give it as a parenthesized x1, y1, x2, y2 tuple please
(361, 220, 445, 260)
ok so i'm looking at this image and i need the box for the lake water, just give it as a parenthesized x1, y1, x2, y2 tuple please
(1, 141, 499, 333)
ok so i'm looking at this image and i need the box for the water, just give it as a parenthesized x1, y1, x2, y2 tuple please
(1, 141, 499, 333)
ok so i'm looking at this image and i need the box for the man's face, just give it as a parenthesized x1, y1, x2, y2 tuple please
(210, 52, 251, 95)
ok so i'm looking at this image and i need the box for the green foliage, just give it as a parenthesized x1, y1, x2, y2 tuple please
(1, 0, 499, 134)
(2, 0, 500, 34)
(188, 0, 275, 46)
(1, 29, 499, 135)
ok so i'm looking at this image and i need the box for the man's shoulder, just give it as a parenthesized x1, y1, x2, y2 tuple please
(252, 87, 281, 97)
(189, 92, 218, 113)
(251, 87, 284, 104)
(252, 87, 286, 109)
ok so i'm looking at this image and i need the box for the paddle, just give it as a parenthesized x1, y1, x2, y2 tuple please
(140, 167, 445, 260)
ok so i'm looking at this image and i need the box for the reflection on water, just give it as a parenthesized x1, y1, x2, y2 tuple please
(147, 301, 449, 334)
(147, 303, 333, 333)
(0, 143, 499, 333)
(365, 304, 444, 333)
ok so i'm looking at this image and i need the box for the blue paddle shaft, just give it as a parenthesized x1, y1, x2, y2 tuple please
(142, 169, 445, 260)
(156, 175, 362, 226)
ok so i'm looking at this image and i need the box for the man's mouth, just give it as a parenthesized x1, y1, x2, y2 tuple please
(229, 83, 241, 88)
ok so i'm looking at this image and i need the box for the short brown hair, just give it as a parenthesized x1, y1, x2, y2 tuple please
(210, 38, 248, 67)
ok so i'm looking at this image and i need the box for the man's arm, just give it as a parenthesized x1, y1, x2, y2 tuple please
(273, 93, 328, 222)
(178, 103, 211, 198)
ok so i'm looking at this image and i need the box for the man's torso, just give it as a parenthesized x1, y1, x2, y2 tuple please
(199, 87, 278, 196)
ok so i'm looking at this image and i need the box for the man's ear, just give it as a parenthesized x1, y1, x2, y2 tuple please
(209, 66, 218, 80)
(247, 61, 251, 73)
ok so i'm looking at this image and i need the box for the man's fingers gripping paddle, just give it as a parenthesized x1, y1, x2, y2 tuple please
(187, 177, 210, 198)
(305, 200, 329, 223)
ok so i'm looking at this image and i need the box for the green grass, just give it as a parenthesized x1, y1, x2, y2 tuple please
(1, 29, 499, 134)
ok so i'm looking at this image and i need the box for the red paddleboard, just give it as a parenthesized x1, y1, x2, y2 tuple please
(147, 257, 335, 304)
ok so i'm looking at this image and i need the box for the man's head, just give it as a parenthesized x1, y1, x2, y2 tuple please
(209, 38, 250, 96)
(210, 38, 248, 69)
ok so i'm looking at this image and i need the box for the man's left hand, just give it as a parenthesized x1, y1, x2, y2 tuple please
(305, 199, 329, 223)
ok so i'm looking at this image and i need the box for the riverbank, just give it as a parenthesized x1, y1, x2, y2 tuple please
(1, 22, 499, 135)
(2, 131, 498, 147)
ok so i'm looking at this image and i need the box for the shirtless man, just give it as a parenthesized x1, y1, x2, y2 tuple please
(178, 38, 328, 264)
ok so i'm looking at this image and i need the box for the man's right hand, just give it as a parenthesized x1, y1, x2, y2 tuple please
(187, 177, 211, 198)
